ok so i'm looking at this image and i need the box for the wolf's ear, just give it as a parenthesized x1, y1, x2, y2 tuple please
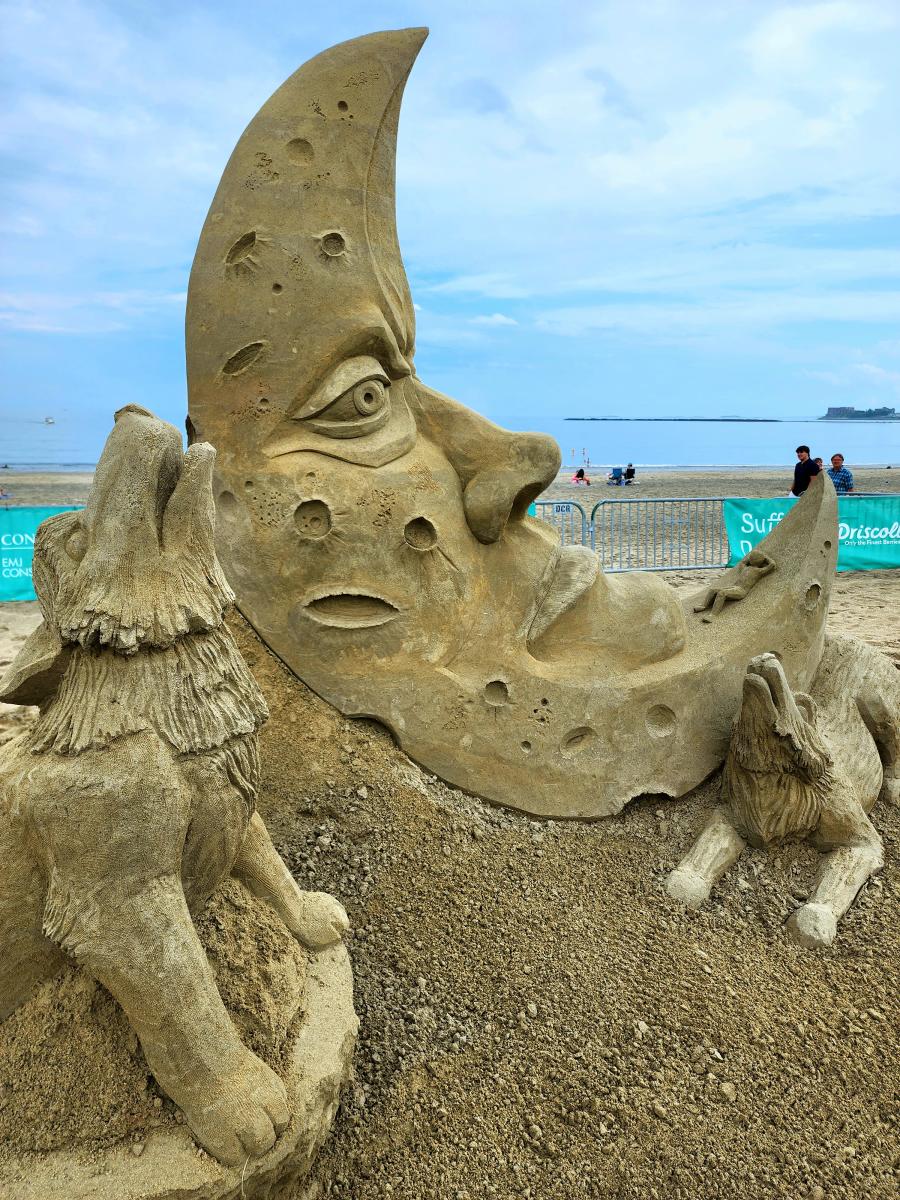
(161, 441, 233, 604)
(0, 621, 71, 706)
(162, 442, 217, 561)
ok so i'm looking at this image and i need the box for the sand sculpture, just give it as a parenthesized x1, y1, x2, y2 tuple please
(0, 405, 356, 1197)
(666, 639, 900, 947)
(692, 549, 776, 621)
(186, 27, 841, 819)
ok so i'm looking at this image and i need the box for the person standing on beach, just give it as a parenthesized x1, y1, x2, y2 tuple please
(791, 445, 820, 496)
(827, 453, 854, 494)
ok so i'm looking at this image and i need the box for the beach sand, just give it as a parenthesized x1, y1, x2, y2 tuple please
(544, 464, 899, 502)
(0, 472, 93, 507)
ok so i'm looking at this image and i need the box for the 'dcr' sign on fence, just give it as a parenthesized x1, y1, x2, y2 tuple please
(724, 495, 900, 572)
(0, 506, 83, 601)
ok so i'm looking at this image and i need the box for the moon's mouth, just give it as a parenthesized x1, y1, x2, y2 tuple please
(302, 591, 401, 629)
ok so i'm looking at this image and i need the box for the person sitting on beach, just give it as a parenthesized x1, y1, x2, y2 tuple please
(624, 463, 636, 483)
(790, 445, 820, 497)
(826, 453, 854, 494)
(572, 468, 591, 485)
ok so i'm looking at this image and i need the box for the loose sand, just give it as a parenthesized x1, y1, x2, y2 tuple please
(0, 473, 897, 1199)
(0, 472, 93, 508)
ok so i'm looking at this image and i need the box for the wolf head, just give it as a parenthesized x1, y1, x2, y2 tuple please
(724, 652, 832, 846)
(33, 405, 232, 654)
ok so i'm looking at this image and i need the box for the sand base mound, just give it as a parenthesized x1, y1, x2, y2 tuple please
(0, 879, 356, 1200)
(230, 617, 899, 1200)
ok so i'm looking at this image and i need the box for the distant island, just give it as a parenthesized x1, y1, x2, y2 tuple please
(820, 406, 898, 420)
(564, 408, 900, 423)
(563, 417, 777, 423)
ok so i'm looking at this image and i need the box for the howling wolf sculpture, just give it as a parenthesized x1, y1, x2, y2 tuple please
(666, 637, 900, 948)
(0, 405, 349, 1166)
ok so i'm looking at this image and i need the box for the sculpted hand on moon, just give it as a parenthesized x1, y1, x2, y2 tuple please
(187, 29, 839, 817)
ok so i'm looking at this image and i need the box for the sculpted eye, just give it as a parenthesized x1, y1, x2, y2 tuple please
(301, 373, 391, 439)
(65, 526, 88, 562)
(262, 353, 411, 456)
(352, 378, 387, 416)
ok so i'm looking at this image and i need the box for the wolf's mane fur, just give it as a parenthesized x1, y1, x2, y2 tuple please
(28, 624, 267, 757)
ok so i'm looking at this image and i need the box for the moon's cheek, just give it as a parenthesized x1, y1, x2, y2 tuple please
(213, 446, 481, 674)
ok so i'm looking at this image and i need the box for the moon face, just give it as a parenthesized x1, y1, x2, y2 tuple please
(188, 30, 838, 817)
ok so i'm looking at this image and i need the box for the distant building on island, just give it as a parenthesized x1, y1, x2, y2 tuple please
(821, 405, 898, 420)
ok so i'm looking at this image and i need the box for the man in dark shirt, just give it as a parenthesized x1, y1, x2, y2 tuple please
(791, 445, 820, 496)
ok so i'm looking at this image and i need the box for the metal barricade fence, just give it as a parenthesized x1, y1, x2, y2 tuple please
(531, 500, 588, 547)
(532, 497, 728, 570)
(590, 497, 730, 572)
(532, 493, 900, 573)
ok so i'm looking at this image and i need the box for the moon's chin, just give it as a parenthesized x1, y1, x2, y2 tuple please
(303, 593, 401, 629)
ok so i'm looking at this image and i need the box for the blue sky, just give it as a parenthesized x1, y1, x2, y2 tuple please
(2, 0, 900, 461)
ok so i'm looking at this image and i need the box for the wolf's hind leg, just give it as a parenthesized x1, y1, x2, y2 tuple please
(0, 822, 66, 1019)
(49, 872, 290, 1165)
(666, 807, 746, 908)
(855, 658, 900, 805)
(233, 812, 349, 949)
(787, 813, 883, 949)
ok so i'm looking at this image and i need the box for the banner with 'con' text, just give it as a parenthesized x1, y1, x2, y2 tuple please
(0, 506, 83, 601)
(724, 495, 900, 572)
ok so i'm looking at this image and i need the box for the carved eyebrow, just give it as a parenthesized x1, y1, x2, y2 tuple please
(292, 356, 390, 420)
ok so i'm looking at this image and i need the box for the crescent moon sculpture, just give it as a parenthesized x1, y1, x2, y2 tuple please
(187, 29, 838, 819)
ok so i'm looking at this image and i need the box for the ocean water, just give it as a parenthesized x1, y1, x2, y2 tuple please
(1, 413, 898, 471)
(538, 418, 900, 470)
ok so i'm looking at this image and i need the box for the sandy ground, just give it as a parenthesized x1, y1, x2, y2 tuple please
(0, 472, 93, 507)
(0, 473, 898, 1199)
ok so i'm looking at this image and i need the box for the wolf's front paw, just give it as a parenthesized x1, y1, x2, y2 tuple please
(665, 867, 711, 910)
(787, 902, 837, 950)
(183, 1051, 290, 1166)
(286, 891, 349, 949)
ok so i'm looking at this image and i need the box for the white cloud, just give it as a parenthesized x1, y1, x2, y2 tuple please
(854, 363, 900, 393)
(470, 313, 518, 326)
(0, 289, 186, 334)
(427, 274, 532, 300)
(803, 369, 843, 387)
(536, 290, 900, 342)
(746, 2, 895, 72)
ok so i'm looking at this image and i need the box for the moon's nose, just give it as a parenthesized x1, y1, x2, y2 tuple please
(412, 382, 561, 544)
(462, 431, 560, 544)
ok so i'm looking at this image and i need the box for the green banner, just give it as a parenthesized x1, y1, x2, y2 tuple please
(724, 496, 900, 571)
(0, 506, 83, 601)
